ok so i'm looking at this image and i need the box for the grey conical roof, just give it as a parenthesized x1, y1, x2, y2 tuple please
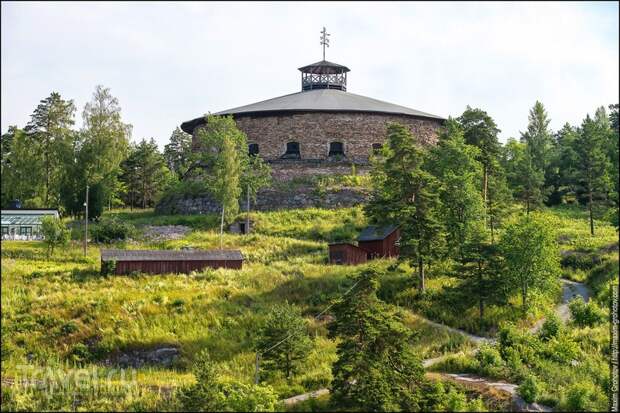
(181, 89, 444, 134)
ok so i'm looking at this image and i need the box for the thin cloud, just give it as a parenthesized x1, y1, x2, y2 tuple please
(2, 1, 618, 146)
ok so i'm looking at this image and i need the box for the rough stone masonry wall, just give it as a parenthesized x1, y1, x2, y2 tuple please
(193, 111, 442, 163)
(159, 112, 442, 214)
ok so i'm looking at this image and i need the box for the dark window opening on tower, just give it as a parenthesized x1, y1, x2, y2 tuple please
(282, 142, 301, 159)
(329, 142, 345, 157)
(248, 143, 259, 156)
(371, 143, 382, 154)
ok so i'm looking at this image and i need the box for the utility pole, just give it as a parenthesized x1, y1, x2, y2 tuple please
(83, 184, 89, 255)
(246, 184, 250, 234)
(220, 204, 225, 249)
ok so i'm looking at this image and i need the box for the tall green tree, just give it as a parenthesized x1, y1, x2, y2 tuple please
(24, 92, 76, 206)
(428, 118, 485, 261)
(80, 85, 131, 210)
(328, 266, 426, 411)
(551, 123, 581, 203)
(606, 104, 619, 207)
(256, 303, 312, 381)
(193, 115, 271, 241)
(164, 127, 193, 179)
(503, 138, 545, 214)
(457, 106, 501, 206)
(500, 213, 560, 316)
(456, 242, 508, 333)
(365, 123, 443, 290)
(575, 114, 613, 235)
(121, 139, 175, 208)
(520, 101, 553, 195)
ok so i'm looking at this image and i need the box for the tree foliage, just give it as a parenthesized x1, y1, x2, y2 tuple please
(256, 303, 312, 380)
(328, 267, 427, 411)
(366, 123, 443, 290)
(179, 350, 278, 412)
(500, 213, 560, 316)
(164, 127, 193, 179)
(40, 216, 70, 257)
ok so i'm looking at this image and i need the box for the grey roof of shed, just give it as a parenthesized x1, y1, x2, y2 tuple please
(180, 88, 444, 134)
(357, 225, 399, 242)
(100, 249, 244, 261)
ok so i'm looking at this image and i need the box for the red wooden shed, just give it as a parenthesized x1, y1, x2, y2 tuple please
(100, 249, 243, 275)
(328, 242, 368, 265)
(357, 225, 400, 259)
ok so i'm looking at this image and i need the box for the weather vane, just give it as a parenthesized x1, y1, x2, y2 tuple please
(320, 27, 330, 60)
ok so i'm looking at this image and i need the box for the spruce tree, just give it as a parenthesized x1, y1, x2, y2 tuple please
(428, 118, 485, 261)
(328, 266, 426, 411)
(520, 101, 553, 196)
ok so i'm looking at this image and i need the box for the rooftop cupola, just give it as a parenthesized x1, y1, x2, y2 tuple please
(298, 27, 350, 92)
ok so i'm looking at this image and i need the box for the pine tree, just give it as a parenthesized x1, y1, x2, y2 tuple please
(164, 127, 193, 179)
(575, 114, 613, 235)
(121, 139, 174, 208)
(256, 303, 312, 380)
(24, 92, 76, 206)
(457, 106, 501, 207)
(365, 123, 443, 290)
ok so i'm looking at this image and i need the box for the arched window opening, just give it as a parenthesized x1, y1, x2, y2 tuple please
(371, 143, 382, 154)
(248, 143, 259, 156)
(282, 141, 301, 159)
(329, 142, 344, 157)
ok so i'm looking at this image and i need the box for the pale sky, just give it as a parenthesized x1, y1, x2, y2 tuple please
(2, 1, 618, 148)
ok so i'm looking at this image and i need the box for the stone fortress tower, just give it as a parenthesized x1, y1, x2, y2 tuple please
(180, 28, 445, 180)
(162, 29, 446, 213)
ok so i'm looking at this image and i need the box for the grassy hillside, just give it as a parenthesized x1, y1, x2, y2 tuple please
(1, 204, 616, 411)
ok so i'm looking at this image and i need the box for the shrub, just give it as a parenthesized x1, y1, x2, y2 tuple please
(543, 332, 580, 363)
(40, 216, 70, 257)
(538, 313, 561, 341)
(100, 260, 116, 275)
(518, 375, 540, 403)
(562, 382, 598, 411)
(568, 297, 606, 327)
(475, 344, 505, 377)
(179, 350, 277, 411)
(91, 217, 135, 243)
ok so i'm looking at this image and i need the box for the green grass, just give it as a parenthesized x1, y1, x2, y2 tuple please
(2, 204, 616, 411)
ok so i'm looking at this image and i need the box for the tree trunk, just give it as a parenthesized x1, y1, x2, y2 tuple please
(521, 282, 528, 318)
(588, 185, 595, 236)
(483, 166, 488, 207)
(419, 256, 425, 291)
(479, 299, 484, 333)
(220, 204, 225, 250)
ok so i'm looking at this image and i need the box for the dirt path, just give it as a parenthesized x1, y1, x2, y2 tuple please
(531, 278, 591, 333)
(283, 279, 592, 410)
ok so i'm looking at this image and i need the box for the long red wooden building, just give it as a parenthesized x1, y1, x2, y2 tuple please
(100, 249, 243, 275)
